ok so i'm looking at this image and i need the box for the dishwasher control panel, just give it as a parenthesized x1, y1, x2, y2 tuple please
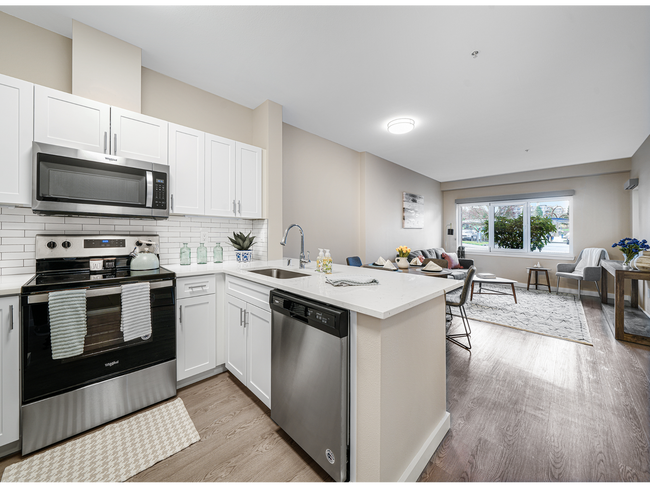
(270, 290, 349, 338)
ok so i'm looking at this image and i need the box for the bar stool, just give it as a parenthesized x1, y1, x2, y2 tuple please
(446, 266, 477, 351)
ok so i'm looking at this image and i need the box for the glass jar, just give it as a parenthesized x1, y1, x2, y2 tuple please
(180, 243, 191, 265)
(213, 243, 223, 263)
(197, 243, 208, 264)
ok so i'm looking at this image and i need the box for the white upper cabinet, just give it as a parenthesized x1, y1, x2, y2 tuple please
(110, 107, 168, 165)
(34, 85, 110, 153)
(0, 73, 33, 206)
(34, 86, 168, 165)
(236, 142, 263, 219)
(205, 134, 237, 217)
(203, 137, 262, 219)
(169, 123, 205, 215)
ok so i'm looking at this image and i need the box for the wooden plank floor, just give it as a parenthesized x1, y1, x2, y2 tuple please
(419, 295, 650, 482)
(0, 295, 647, 482)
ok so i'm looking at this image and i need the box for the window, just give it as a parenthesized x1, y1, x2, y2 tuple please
(458, 197, 572, 256)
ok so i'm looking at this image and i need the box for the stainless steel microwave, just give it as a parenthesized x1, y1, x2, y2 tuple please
(32, 142, 169, 219)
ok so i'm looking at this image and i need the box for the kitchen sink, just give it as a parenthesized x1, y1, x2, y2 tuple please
(247, 268, 310, 279)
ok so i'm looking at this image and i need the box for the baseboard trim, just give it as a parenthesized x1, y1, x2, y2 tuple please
(177, 364, 226, 389)
(0, 440, 20, 460)
(398, 411, 450, 482)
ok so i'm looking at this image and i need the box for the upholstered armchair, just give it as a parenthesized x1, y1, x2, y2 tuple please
(556, 248, 609, 297)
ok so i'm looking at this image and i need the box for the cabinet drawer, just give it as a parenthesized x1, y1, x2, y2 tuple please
(226, 276, 272, 312)
(176, 275, 216, 298)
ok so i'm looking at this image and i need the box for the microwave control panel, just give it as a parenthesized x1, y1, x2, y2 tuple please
(152, 172, 167, 210)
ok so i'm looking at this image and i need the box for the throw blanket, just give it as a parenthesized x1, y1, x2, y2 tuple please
(49, 289, 88, 360)
(574, 248, 608, 276)
(326, 275, 379, 287)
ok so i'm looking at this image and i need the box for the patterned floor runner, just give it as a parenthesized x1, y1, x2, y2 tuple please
(2, 397, 200, 482)
(448, 287, 593, 345)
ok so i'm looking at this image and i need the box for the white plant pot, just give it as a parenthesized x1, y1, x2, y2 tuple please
(395, 257, 410, 269)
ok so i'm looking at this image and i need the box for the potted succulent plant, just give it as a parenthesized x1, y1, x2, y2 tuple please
(229, 231, 256, 263)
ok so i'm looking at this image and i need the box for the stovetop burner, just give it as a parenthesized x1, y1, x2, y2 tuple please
(22, 267, 176, 294)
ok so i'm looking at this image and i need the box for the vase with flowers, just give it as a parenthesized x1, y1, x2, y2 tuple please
(612, 238, 649, 268)
(395, 245, 411, 269)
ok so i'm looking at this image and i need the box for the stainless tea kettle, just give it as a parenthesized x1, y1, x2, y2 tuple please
(130, 240, 160, 270)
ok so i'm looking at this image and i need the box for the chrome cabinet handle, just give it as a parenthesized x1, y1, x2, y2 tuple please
(114, 134, 118, 155)
(232, 199, 236, 215)
(9, 305, 13, 330)
(237, 200, 241, 215)
(179, 305, 183, 326)
(188, 285, 207, 291)
(104, 132, 108, 154)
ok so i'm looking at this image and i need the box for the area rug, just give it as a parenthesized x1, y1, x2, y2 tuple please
(2, 397, 200, 482)
(448, 287, 593, 345)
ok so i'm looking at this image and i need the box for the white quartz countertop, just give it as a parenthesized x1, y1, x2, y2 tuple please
(165, 260, 462, 319)
(0, 274, 35, 297)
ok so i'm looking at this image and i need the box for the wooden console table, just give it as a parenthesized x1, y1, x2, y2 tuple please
(601, 260, 650, 346)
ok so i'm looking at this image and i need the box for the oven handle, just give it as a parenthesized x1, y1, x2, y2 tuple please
(26, 280, 174, 304)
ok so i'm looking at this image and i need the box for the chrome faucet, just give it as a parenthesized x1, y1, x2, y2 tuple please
(280, 224, 310, 269)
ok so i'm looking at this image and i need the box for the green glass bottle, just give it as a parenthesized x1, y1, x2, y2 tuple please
(180, 243, 191, 265)
(213, 243, 223, 263)
(197, 243, 208, 264)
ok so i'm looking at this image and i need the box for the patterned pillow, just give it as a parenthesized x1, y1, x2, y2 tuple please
(441, 252, 463, 269)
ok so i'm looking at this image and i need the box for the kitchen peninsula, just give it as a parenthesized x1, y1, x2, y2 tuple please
(166, 259, 462, 482)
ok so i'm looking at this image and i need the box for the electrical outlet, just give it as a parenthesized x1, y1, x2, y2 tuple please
(200, 231, 209, 243)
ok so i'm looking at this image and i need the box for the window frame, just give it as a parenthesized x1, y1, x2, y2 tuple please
(457, 196, 573, 258)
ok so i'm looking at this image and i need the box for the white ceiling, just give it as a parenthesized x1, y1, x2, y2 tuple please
(2, 5, 649, 182)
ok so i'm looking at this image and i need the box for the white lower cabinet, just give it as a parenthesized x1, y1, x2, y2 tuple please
(225, 278, 272, 408)
(176, 277, 216, 382)
(0, 297, 19, 450)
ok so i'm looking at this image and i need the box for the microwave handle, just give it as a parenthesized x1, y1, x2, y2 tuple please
(146, 171, 153, 208)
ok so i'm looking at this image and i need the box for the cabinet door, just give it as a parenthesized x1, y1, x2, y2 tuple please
(0, 74, 33, 206)
(204, 133, 236, 217)
(246, 303, 271, 408)
(177, 294, 216, 381)
(34, 85, 110, 153)
(0, 297, 19, 448)
(110, 107, 168, 164)
(236, 142, 262, 219)
(225, 294, 247, 385)
(168, 123, 205, 215)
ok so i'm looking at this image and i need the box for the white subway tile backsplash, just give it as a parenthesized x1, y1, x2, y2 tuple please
(0, 211, 268, 274)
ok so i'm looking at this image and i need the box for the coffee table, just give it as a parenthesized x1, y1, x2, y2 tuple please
(471, 276, 518, 304)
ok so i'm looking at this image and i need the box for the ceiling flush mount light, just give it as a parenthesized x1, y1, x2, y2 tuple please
(387, 118, 415, 134)
(471, 51, 479, 58)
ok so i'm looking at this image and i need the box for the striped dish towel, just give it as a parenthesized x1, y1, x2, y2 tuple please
(325, 275, 379, 287)
(49, 289, 87, 360)
(121, 282, 152, 342)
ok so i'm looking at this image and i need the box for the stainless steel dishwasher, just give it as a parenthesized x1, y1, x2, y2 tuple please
(269, 289, 349, 482)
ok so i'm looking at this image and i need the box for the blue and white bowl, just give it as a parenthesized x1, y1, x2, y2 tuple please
(235, 250, 253, 263)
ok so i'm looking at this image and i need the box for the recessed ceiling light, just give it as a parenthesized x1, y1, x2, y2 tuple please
(387, 118, 415, 134)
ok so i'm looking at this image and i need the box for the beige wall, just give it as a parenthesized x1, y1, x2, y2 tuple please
(631, 134, 650, 312)
(72, 20, 141, 112)
(442, 165, 633, 293)
(0, 12, 71, 92)
(282, 123, 361, 264)
(361, 152, 443, 263)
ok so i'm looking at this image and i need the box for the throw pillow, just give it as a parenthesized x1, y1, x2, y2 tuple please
(442, 252, 463, 269)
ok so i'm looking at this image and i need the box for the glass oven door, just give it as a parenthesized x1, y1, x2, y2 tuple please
(21, 281, 176, 405)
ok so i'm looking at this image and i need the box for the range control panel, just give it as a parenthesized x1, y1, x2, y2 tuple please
(36, 235, 160, 260)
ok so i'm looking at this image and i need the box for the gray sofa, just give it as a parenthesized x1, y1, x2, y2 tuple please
(407, 247, 474, 280)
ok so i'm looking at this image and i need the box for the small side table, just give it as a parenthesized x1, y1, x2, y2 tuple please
(526, 267, 551, 292)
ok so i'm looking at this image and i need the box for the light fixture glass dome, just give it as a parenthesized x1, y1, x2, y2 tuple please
(387, 118, 415, 134)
